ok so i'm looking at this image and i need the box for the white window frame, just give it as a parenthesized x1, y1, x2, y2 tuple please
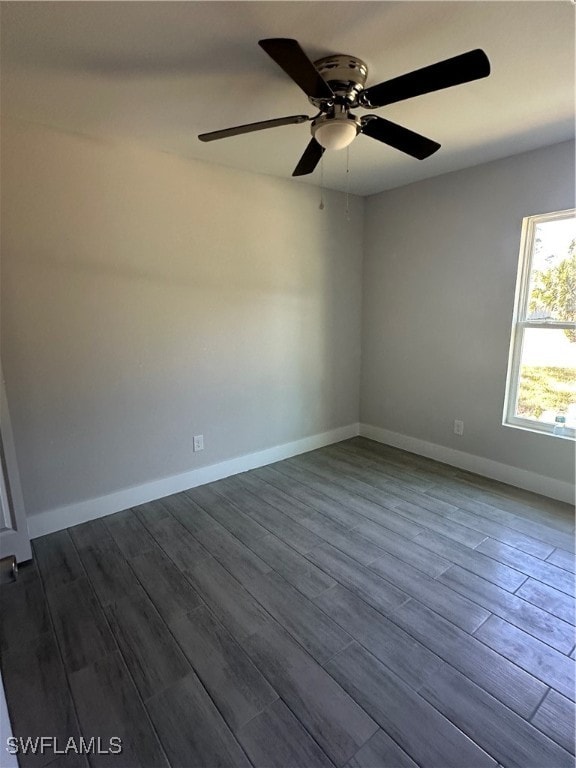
(503, 208, 576, 439)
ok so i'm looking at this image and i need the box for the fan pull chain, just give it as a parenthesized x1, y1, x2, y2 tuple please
(319, 153, 325, 210)
(345, 145, 351, 221)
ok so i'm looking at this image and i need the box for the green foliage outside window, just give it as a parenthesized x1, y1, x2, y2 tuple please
(518, 235, 576, 423)
(517, 366, 574, 420)
(529, 238, 576, 342)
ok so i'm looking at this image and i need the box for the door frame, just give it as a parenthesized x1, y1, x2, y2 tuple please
(0, 364, 31, 563)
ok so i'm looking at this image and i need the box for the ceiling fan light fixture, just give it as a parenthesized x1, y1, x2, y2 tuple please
(200, 38, 491, 176)
(314, 119, 358, 150)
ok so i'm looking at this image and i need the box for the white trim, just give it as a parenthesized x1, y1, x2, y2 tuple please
(27, 423, 360, 539)
(505, 414, 575, 440)
(503, 420, 575, 440)
(359, 423, 575, 505)
(519, 321, 576, 331)
(1, 364, 32, 563)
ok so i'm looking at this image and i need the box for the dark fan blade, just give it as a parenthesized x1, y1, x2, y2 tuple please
(199, 114, 309, 142)
(292, 138, 325, 176)
(361, 49, 490, 108)
(259, 38, 334, 100)
(361, 116, 440, 160)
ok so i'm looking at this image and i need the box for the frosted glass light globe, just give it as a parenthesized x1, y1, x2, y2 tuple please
(314, 120, 357, 150)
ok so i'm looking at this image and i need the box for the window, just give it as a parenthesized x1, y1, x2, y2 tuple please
(504, 209, 576, 439)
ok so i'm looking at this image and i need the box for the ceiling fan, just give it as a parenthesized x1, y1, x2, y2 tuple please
(198, 39, 490, 177)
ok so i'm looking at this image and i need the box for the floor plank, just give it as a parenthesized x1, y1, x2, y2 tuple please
(345, 728, 418, 768)
(476, 537, 574, 595)
(46, 577, 116, 672)
(473, 614, 576, 700)
(373, 478, 460, 516)
(146, 672, 252, 768)
(515, 578, 575, 625)
(531, 690, 576, 754)
(323, 443, 435, 492)
(128, 547, 203, 625)
(249, 466, 361, 529)
(183, 519, 273, 587)
(388, 500, 489, 548)
(244, 570, 351, 665)
(187, 483, 272, 546)
(272, 460, 405, 528)
(439, 565, 574, 652)
(442, 504, 555, 559)
(426, 485, 573, 553)
(103, 509, 158, 559)
(334, 438, 451, 487)
(419, 662, 574, 768)
(32, 531, 85, 593)
(185, 555, 273, 641)
(286, 453, 407, 512)
(170, 605, 277, 733)
(0, 578, 51, 652)
(307, 543, 410, 616)
(213, 475, 324, 553)
(350, 438, 573, 537)
(412, 530, 528, 591)
(247, 532, 336, 598)
(69, 521, 142, 606)
(348, 436, 456, 475)
(104, 586, 190, 700)
(547, 547, 576, 573)
(236, 697, 335, 768)
(131, 499, 172, 528)
(306, 452, 434, 511)
(244, 623, 378, 767)
(369, 552, 490, 633)
(69, 651, 169, 768)
(448, 468, 573, 527)
(43, 752, 90, 768)
(162, 491, 218, 534)
(390, 598, 548, 719)
(434, 475, 574, 537)
(325, 642, 496, 768)
(315, 585, 444, 690)
(1, 633, 82, 768)
(134, 514, 211, 572)
(303, 516, 389, 566)
(317, 444, 474, 519)
(356, 520, 451, 576)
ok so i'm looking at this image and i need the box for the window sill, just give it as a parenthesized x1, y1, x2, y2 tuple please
(502, 420, 576, 441)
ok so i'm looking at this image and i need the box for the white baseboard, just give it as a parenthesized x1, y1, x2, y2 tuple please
(27, 423, 360, 539)
(360, 423, 574, 505)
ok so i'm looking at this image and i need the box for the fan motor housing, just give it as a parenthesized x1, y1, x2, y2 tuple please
(311, 54, 368, 107)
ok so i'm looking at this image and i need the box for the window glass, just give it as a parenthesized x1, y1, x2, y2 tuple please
(515, 328, 576, 428)
(526, 218, 575, 323)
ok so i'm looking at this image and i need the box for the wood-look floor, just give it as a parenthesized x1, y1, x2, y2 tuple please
(2, 437, 575, 768)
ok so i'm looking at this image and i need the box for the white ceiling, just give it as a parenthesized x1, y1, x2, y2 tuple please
(2, 1, 574, 196)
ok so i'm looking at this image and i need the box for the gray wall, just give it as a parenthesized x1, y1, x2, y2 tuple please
(2, 119, 574, 523)
(1, 119, 363, 517)
(361, 140, 575, 485)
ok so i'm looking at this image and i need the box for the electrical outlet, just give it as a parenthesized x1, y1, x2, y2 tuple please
(193, 434, 204, 452)
(454, 420, 464, 436)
